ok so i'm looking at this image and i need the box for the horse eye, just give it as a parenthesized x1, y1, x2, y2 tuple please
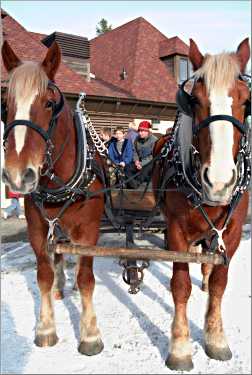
(45, 100, 53, 109)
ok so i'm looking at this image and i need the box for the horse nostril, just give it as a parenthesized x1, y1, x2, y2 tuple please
(22, 168, 37, 184)
(1, 168, 10, 184)
(227, 168, 237, 187)
(203, 167, 213, 188)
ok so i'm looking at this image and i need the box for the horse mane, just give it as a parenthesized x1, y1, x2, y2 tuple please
(8, 61, 48, 103)
(194, 52, 240, 94)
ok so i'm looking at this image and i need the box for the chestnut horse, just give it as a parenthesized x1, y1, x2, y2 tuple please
(153, 38, 250, 370)
(2, 41, 105, 355)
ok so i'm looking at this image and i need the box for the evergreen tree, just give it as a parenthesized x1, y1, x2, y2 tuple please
(96, 18, 112, 35)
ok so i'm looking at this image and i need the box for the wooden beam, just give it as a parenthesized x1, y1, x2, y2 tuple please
(144, 105, 153, 115)
(158, 105, 168, 116)
(95, 100, 104, 112)
(56, 243, 225, 265)
(129, 103, 138, 114)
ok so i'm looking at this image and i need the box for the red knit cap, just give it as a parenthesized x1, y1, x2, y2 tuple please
(138, 120, 152, 131)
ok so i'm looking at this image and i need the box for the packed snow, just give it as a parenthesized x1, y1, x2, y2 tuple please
(1, 229, 251, 374)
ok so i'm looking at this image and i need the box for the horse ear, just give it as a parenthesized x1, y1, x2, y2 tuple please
(1, 40, 21, 72)
(189, 39, 204, 71)
(236, 38, 250, 73)
(41, 41, 61, 80)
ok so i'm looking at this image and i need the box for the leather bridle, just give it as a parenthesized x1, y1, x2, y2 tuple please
(3, 80, 65, 172)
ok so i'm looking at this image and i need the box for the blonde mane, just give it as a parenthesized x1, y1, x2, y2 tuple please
(8, 61, 48, 104)
(194, 53, 240, 93)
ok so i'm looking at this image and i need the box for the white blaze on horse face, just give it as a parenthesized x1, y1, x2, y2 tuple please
(208, 90, 235, 187)
(14, 90, 38, 155)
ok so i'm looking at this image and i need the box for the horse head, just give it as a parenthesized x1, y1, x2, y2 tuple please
(184, 38, 250, 205)
(1, 40, 62, 194)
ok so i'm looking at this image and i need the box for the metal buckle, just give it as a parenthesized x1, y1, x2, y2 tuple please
(46, 217, 58, 244)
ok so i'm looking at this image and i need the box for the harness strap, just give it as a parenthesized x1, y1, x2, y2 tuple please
(194, 114, 247, 135)
(3, 120, 51, 143)
(47, 81, 65, 138)
(32, 193, 74, 248)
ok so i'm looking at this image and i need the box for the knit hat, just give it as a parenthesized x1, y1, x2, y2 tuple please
(138, 121, 152, 131)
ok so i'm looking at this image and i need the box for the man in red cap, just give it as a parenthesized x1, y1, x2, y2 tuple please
(125, 120, 157, 188)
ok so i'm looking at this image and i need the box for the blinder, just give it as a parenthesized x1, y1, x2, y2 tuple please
(240, 73, 251, 118)
(245, 100, 251, 118)
(176, 77, 196, 117)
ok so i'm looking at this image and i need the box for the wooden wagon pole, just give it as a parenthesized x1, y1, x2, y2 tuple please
(56, 243, 225, 265)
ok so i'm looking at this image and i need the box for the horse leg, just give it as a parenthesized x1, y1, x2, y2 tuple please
(26, 202, 58, 347)
(53, 253, 66, 300)
(204, 261, 236, 361)
(204, 264, 232, 360)
(34, 252, 58, 347)
(201, 264, 213, 292)
(77, 256, 104, 356)
(204, 227, 243, 360)
(166, 262, 193, 371)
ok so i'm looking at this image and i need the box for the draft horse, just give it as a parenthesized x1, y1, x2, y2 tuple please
(2, 41, 105, 355)
(153, 38, 250, 370)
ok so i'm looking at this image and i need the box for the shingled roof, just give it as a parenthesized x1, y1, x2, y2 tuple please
(1, 9, 131, 98)
(90, 17, 189, 103)
(1, 10, 189, 103)
(29, 31, 47, 44)
(159, 36, 189, 58)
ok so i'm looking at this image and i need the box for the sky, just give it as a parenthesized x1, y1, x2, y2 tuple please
(1, 1, 251, 55)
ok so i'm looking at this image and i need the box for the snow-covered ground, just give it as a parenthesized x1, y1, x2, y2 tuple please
(1, 228, 251, 374)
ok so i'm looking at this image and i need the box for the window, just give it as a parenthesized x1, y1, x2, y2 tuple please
(179, 58, 188, 83)
(189, 61, 194, 77)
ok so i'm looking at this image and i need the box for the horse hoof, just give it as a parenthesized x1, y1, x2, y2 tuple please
(165, 354, 193, 371)
(78, 339, 104, 356)
(72, 283, 78, 291)
(201, 283, 209, 292)
(34, 332, 59, 347)
(53, 290, 64, 300)
(205, 344, 232, 361)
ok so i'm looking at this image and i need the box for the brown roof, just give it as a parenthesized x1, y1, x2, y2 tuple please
(1, 9, 130, 98)
(90, 17, 189, 103)
(1, 10, 189, 104)
(159, 36, 189, 58)
(29, 31, 47, 43)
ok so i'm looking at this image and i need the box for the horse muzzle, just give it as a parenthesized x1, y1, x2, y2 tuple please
(2, 167, 39, 194)
(201, 165, 237, 206)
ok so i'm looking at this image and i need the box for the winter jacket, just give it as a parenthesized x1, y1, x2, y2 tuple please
(108, 138, 133, 165)
(133, 134, 158, 166)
